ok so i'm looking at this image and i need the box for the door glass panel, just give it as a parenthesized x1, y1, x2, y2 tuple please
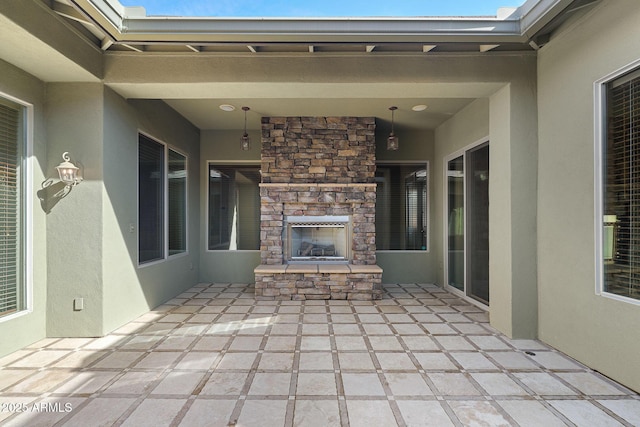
(405, 168, 428, 250)
(447, 156, 465, 291)
(467, 144, 490, 304)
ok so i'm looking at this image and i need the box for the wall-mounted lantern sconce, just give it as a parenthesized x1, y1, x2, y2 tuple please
(55, 152, 82, 187)
(37, 152, 83, 213)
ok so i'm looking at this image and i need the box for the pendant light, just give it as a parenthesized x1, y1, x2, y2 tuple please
(387, 106, 399, 151)
(240, 106, 251, 151)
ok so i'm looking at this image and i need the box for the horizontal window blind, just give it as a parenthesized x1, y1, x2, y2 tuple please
(0, 102, 20, 316)
(604, 69, 640, 300)
(375, 164, 428, 250)
(138, 135, 165, 264)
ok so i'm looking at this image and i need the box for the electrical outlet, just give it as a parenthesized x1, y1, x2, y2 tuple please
(129, 223, 135, 233)
(73, 298, 84, 311)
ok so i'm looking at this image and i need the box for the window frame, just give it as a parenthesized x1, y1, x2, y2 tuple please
(594, 57, 640, 306)
(0, 91, 33, 323)
(137, 132, 188, 267)
(205, 161, 261, 253)
(375, 160, 430, 253)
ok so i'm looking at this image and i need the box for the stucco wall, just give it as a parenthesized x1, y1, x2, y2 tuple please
(101, 95, 200, 334)
(433, 66, 538, 340)
(537, 0, 640, 391)
(200, 129, 261, 283)
(0, 59, 48, 357)
(45, 83, 105, 337)
(42, 83, 201, 338)
(199, 126, 435, 284)
(376, 128, 436, 284)
(434, 98, 490, 287)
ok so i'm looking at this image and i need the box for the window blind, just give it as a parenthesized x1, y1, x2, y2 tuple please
(375, 164, 428, 250)
(0, 102, 20, 316)
(138, 135, 165, 264)
(604, 70, 640, 300)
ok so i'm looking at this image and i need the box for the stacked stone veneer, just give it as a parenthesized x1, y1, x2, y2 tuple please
(255, 116, 382, 300)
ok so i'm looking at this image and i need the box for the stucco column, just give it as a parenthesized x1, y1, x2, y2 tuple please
(45, 83, 105, 337)
(489, 82, 538, 339)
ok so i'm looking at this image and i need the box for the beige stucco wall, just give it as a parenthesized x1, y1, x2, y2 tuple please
(376, 128, 436, 283)
(199, 129, 261, 283)
(433, 73, 539, 339)
(0, 75, 201, 354)
(434, 97, 490, 287)
(199, 126, 436, 284)
(102, 95, 201, 334)
(537, 0, 640, 392)
(0, 59, 48, 356)
(45, 83, 105, 337)
(43, 83, 201, 338)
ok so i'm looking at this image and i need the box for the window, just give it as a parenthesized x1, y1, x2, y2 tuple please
(138, 134, 187, 264)
(168, 150, 187, 255)
(0, 97, 25, 318)
(375, 163, 429, 250)
(601, 64, 640, 301)
(208, 164, 260, 250)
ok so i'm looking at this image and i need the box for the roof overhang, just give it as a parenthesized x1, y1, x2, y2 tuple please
(66, 0, 576, 47)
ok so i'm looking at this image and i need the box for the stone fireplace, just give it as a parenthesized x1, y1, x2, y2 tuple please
(254, 116, 382, 300)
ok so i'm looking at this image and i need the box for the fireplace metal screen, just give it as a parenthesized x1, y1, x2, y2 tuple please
(285, 215, 351, 263)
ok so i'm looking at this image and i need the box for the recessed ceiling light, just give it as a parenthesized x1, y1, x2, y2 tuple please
(412, 104, 428, 112)
(219, 104, 235, 112)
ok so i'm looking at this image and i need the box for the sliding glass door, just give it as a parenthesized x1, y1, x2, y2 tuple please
(446, 142, 490, 305)
(466, 143, 490, 303)
(447, 156, 465, 292)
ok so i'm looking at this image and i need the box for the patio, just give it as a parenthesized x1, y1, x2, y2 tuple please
(0, 283, 638, 427)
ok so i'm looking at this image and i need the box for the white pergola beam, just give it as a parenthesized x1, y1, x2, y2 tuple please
(101, 38, 114, 50)
(479, 44, 500, 52)
(53, 2, 91, 24)
(121, 43, 145, 52)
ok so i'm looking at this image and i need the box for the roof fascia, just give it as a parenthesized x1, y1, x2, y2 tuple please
(70, 0, 572, 44)
(69, 0, 144, 38)
(119, 17, 524, 44)
(518, 0, 576, 38)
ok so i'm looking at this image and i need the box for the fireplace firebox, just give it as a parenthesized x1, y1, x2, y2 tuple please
(285, 215, 350, 263)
